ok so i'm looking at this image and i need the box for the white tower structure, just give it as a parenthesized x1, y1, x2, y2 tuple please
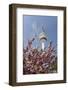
(39, 32, 47, 51)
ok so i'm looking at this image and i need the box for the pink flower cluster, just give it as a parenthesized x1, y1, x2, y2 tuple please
(23, 42, 57, 74)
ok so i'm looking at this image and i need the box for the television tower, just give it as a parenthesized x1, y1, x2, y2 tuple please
(39, 31, 47, 51)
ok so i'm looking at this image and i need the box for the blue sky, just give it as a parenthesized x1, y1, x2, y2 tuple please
(23, 15, 57, 49)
